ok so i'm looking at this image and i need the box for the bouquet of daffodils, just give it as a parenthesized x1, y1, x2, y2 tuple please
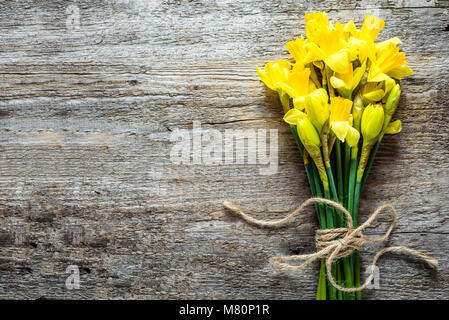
(257, 12, 412, 300)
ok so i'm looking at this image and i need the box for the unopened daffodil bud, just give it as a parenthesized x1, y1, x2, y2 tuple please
(361, 103, 384, 145)
(385, 83, 401, 116)
(296, 116, 322, 149)
(382, 84, 401, 132)
(306, 88, 330, 134)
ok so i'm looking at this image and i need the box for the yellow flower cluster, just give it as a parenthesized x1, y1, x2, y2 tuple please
(257, 12, 412, 152)
(256, 13, 414, 300)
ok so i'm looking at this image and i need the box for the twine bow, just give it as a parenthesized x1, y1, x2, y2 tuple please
(223, 197, 437, 292)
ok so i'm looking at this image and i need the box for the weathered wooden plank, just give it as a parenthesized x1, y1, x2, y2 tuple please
(0, 0, 448, 299)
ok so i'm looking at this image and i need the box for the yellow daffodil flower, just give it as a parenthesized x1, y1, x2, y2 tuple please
(341, 15, 384, 64)
(305, 88, 330, 134)
(303, 13, 352, 74)
(330, 61, 366, 98)
(304, 29, 351, 74)
(368, 43, 413, 94)
(275, 67, 317, 110)
(256, 60, 292, 91)
(346, 15, 400, 65)
(256, 60, 294, 113)
(370, 43, 411, 78)
(329, 97, 360, 147)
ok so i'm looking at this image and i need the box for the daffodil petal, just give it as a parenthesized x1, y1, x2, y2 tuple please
(309, 80, 317, 92)
(360, 15, 385, 41)
(346, 126, 361, 147)
(330, 76, 347, 89)
(375, 37, 402, 50)
(331, 121, 350, 142)
(325, 50, 350, 74)
(274, 82, 298, 98)
(293, 97, 307, 110)
(256, 67, 275, 90)
(387, 65, 413, 80)
(363, 89, 385, 102)
(384, 75, 396, 96)
(304, 42, 326, 64)
(344, 20, 358, 35)
(368, 63, 388, 83)
(351, 61, 367, 91)
(385, 119, 402, 134)
(283, 108, 306, 125)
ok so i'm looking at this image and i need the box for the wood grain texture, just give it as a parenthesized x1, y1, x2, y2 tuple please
(0, 0, 448, 299)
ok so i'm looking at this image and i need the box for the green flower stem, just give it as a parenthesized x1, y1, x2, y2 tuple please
(326, 164, 355, 300)
(348, 147, 358, 221)
(311, 163, 326, 229)
(306, 162, 326, 300)
(352, 177, 363, 301)
(347, 146, 359, 300)
(317, 259, 327, 300)
(311, 162, 328, 300)
(311, 165, 327, 229)
(336, 141, 344, 204)
(360, 138, 381, 192)
(339, 142, 353, 300)
(325, 166, 343, 226)
(353, 139, 376, 222)
(344, 144, 351, 205)
(353, 179, 362, 224)
(321, 129, 351, 299)
(324, 188, 337, 300)
(351, 139, 378, 301)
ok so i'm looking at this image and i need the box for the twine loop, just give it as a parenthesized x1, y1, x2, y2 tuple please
(223, 197, 437, 292)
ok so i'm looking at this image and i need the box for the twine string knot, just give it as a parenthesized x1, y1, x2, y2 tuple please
(223, 197, 437, 292)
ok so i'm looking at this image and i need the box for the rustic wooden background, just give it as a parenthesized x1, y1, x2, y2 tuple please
(0, 0, 448, 299)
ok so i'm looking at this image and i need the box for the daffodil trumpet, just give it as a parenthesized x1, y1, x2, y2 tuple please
(256, 12, 412, 300)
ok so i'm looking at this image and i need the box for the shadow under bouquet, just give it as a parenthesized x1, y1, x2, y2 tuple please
(256, 12, 413, 300)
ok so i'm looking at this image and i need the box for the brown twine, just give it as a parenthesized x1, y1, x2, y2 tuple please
(223, 197, 438, 292)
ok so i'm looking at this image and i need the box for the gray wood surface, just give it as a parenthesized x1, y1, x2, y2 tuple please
(0, 0, 448, 299)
